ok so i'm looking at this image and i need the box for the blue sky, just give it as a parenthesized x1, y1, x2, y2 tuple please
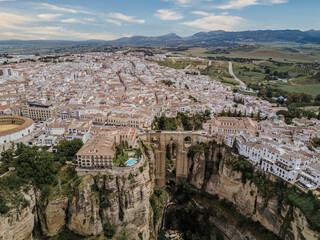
(0, 0, 318, 40)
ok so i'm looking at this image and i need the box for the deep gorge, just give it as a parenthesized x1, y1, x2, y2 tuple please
(0, 140, 319, 240)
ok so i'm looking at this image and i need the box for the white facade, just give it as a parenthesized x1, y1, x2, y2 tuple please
(0, 124, 34, 145)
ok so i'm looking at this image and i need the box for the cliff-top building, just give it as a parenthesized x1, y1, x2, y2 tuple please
(76, 134, 115, 169)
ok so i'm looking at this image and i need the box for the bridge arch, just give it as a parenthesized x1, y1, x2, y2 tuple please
(145, 132, 211, 187)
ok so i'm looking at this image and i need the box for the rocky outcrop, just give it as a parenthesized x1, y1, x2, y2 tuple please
(0, 145, 158, 239)
(100, 157, 154, 239)
(43, 196, 68, 236)
(188, 146, 320, 240)
(63, 151, 155, 239)
(68, 175, 103, 236)
(208, 216, 256, 240)
(0, 188, 36, 240)
(290, 207, 320, 240)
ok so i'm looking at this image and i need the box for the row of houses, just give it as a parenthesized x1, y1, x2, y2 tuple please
(205, 116, 320, 191)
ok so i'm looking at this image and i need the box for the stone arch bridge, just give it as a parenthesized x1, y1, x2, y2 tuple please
(140, 131, 215, 187)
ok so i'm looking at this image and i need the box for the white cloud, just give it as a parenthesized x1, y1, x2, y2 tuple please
(0, 12, 36, 29)
(106, 19, 122, 26)
(0, 11, 119, 40)
(60, 18, 81, 23)
(60, 17, 99, 24)
(164, 0, 212, 7)
(165, 0, 194, 6)
(191, 11, 209, 16)
(155, 9, 184, 20)
(40, 3, 90, 14)
(181, 11, 244, 31)
(37, 13, 62, 21)
(216, 0, 288, 9)
(84, 18, 96, 22)
(108, 12, 145, 24)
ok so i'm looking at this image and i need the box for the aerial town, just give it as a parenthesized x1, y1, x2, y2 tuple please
(0, 51, 319, 193)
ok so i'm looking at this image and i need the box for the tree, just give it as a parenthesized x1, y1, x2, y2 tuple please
(117, 229, 128, 240)
(103, 221, 116, 239)
(258, 88, 267, 97)
(135, 148, 143, 158)
(56, 138, 83, 159)
(204, 109, 211, 119)
(14, 146, 56, 187)
(174, 180, 195, 205)
(232, 138, 239, 154)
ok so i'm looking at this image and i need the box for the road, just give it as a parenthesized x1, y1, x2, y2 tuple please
(0, 168, 14, 178)
(185, 63, 191, 70)
(228, 61, 247, 90)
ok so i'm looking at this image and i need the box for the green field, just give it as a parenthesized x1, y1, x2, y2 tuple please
(280, 84, 320, 97)
(157, 58, 239, 86)
(178, 46, 320, 63)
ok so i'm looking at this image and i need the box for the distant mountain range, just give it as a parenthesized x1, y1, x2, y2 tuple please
(107, 30, 320, 46)
(1, 30, 320, 48)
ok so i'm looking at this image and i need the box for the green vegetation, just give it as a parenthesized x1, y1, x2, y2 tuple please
(0, 139, 82, 214)
(166, 143, 176, 179)
(0, 195, 9, 214)
(157, 59, 190, 69)
(55, 138, 83, 163)
(178, 46, 320, 63)
(188, 141, 320, 234)
(112, 142, 141, 167)
(201, 60, 237, 85)
(117, 229, 128, 240)
(103, 221, 116, 239)
(152, 111, 210, 131)
(312, 138, 320, 148)
(197, 192, 280, 240)
(14, 144, 56, 187)
(161, 80, 175, 87)
(113, 143, 129, 167)
(280, 84, 320, 97)
(188, 95, 198, 102)
(277, 107, 320, 124)
(149, 186, 168, 230)
(225, 154, 320, 232)
(49, 227, 87, 240)
(170, 181, 224, 240)
(0, 173, 29, 214)
(157, 58, 208, 70)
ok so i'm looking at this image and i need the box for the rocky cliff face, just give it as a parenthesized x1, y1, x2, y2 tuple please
(46, 156, 155, 239)
(99, 163, 153, 239)
(68, 175, 103, 236)
(42, 196, 68, 236)
(0, 188, 36, 240)
(0, 145, 160, 240)
(188, 145, 320, 240)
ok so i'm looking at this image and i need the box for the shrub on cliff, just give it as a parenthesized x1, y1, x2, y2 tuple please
(103, 221, 116, 239)
(174, 180, 195, 205)
(0, 195, 9, 214)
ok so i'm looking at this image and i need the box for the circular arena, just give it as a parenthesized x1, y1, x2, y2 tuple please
(0, 115, 34, 145)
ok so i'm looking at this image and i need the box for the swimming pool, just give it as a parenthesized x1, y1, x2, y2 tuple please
(126, 158, 137, 166)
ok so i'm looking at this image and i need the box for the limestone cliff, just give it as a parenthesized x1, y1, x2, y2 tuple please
(68, 175, 103, 236)
(63, 160, 154, 239)
(188, 144, 320, 240)
(0, 188, 36, 240)
(42, 196, 69, 236)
